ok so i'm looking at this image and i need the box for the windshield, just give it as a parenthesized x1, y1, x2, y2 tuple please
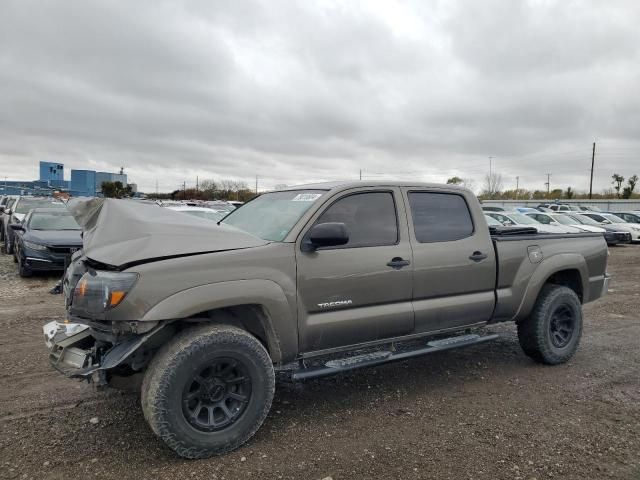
(184, 210, 226, 222)
(507, 213, 538, 225)
(16, 198, 64, 214)
(603, 213, 626, 223)
(569, 214, 598, 225)
(29, 212, 80, 230)
(552, 215, 576, 226)
(222, 190, 326, 241)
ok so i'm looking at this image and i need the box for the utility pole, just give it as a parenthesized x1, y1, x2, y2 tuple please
(589, 141, 596, 199)
(359, 169, 362, 181)
(488, 156, 494, 197)
(255, 175, 258, 194)
(196, 176, 199, 195)
(545, 173, 551, 195)
(515, 176, 520, 200)
(155, 179, 158, 196)
(183, 181, 186, 199)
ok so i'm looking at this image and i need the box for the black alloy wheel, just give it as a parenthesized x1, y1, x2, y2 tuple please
(182, 357, 252, 432)
(549, 305, 575, 348)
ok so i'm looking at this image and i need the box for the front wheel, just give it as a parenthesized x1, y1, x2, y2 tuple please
(17, 254, 32, 277)
(517, 284, 583, 365)
(141, 324, 275, 459)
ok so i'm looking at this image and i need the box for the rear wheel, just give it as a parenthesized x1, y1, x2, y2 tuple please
(4, 234, 13, 255)
(517, 284, 582, 365)
(141, 324, 275, 459)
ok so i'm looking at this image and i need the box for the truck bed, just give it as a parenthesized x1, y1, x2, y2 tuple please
(490, 231, 609, 323)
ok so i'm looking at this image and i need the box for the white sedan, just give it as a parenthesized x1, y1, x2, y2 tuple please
(525, 212, 606, 233)
(485, 211, 581, 234)
(579, 212, 640, 242)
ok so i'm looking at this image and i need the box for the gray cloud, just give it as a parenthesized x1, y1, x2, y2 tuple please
(1, 0, 639, 193)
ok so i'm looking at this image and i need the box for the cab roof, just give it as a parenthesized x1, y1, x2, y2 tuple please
(278, 181, 468, 192)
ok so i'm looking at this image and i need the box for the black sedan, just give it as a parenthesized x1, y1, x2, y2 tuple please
(11, 208, 82, 277)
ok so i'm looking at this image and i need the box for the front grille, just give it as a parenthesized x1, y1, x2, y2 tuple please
(48, 246, 81, 254)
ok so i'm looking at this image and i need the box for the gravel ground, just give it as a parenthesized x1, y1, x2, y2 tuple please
(0, 244, 638, 480)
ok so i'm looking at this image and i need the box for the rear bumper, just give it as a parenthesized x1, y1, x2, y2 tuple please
(602, 273, 611, 297)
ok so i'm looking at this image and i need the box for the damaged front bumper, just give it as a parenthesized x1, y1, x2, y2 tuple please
(44, 321, 96, 377)
(43, 320, 170, 384)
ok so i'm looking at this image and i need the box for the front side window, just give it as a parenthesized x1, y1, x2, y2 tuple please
(534, 214, 551, 224)
(408, 192, 474, 243)
(313, 192, 398, 248)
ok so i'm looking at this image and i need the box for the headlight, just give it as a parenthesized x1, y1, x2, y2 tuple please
(73, 271, 138, 314)
(631, 227, 640, 232)
(23, 240, 47, 251)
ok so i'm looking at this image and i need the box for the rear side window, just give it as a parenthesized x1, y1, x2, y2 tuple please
(408, 192, 474, 243)
(314, 192, 398, 248)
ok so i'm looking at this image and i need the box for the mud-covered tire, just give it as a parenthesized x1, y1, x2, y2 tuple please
(141, 324, 275, 459)
(517, 284, 583, 365)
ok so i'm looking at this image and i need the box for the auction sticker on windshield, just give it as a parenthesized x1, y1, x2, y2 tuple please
(292, 193, 322, 202)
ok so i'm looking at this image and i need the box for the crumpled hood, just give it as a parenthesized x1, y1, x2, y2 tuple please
(67, 198, 269, 268)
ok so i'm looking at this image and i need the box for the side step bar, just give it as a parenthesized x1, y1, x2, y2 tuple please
(291, 333, 499, 381)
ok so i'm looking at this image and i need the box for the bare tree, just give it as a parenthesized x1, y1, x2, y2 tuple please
(199, 179, 217, 194)
(482, 171, 503, 199)
(462, 177, 477, 193)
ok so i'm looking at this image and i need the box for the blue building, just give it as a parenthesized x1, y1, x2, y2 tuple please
(39, 161, 64, 183)
(2, 161, 133, 197)
(70, 170, 97, 197)
(0, 180, 56, 196)
(95, 171, 128, 193)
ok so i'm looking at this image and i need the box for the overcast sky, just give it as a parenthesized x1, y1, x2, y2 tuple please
(1, 0, 639, 194)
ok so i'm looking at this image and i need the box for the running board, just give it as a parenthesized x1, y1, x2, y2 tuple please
(291, 333, 499, 381)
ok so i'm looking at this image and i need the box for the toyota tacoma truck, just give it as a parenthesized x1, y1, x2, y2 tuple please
(44, 182, 610, 459)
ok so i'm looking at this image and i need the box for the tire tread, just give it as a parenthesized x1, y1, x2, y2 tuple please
(141, 324, 275, 459)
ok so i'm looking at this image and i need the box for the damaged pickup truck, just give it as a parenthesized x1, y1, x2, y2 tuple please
(45, 182, 610, 459)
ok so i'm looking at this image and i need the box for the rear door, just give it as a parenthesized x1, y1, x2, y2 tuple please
(402, 189, 496, 333)
(296, 188, 414, 352)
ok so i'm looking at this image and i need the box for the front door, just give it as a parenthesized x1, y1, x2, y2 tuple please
(296, 188, 414, 352)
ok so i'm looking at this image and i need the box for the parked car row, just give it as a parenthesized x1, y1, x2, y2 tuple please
(482, 203, 602, 213)
(483, 208, 640, 246)
(0, 195, 81, 277)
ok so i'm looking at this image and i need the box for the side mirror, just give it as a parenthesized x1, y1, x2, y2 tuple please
(10, 224, 24, 231)
(302, 222, 349, 252)
(602, 220, 611, 224)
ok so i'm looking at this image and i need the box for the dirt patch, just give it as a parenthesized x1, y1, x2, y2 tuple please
(0, 244, 638, 480)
